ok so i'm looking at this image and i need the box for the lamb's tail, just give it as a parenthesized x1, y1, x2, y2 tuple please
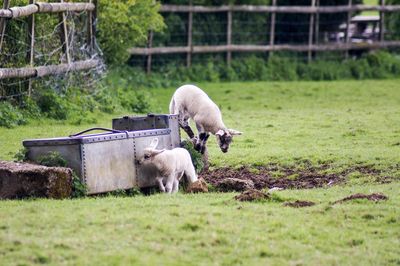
(169, 97, 176, 114)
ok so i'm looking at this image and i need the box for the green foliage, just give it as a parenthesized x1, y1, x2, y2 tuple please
(36, 91, 70, 120)
(0, 82, 157, 128)
(124, 51, 400, 87)
(0, 101, 27, 128)
(37, 152, 68, 168)
(98, 0, 164, 65)
(181, 140, 205, 174)
(386, 0, 400, 40)
(71, 173, 88, 198)
(119, 90, 153, 114)
(13, 147, 29, 162)
(104, 187, 142, 197)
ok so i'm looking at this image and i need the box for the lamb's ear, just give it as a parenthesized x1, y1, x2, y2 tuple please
(228, 129, 242, 135)
(216, 129, 225, 136)
(149, 138, 159, 149)
(150, 149, 165, 156)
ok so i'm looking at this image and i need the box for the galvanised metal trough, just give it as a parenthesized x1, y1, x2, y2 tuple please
(23, 114, 180, 194)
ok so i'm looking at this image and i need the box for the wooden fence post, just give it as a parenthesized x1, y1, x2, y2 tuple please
(27, 0, 36, 97)
(379, 0, 385, 41)
(146, 31, 153, 74)
(87, 0, 97, 52)
(345, 0, 352, 59)
(0, 0, 10, 53)
(59, 0, 71, 64)
(308, 0, 316, 63)
(187, 1, 193, 68)
(269, 0, 277, 57)
(315, 0, 320, 45)
(226, 7, 232, 66)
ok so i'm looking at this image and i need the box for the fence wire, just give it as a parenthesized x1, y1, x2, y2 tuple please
(0, 5, 104, 100)
(130, 8, 399, 70)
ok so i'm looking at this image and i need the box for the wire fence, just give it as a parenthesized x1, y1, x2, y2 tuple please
(0, 1, 104, 100)
(129, 3, 400, 73)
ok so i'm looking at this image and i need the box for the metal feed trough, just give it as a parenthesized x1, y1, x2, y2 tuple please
(23, 114, 180, 194)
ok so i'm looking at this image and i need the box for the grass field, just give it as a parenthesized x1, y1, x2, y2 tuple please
(1, 79, 400, 265)
(1, 183, 399, 265)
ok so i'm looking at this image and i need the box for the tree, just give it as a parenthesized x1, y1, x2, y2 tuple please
(97, 0, 164, 65)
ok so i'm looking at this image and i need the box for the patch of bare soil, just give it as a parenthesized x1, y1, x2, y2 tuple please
(201, 165, 342, 190)
(333, 193, 388, 204)
(200, 164, 394, 190)
(284, 200, 316, 208)
(216, 178, 254, 192)
(234, 189, 270, 202)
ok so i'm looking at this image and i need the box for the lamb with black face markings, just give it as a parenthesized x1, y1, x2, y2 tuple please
(169, 84, 242, 154)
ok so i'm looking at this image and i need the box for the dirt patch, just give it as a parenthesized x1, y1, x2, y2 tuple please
(186, 179, 208, 193)
(234, 189, 270, 202)
(201, 165, 343, 190)
(200, 164, 396, 190)
(284, 200, 316, 208)
(216, 178, 254, 192)
(333, 193, 388, 204)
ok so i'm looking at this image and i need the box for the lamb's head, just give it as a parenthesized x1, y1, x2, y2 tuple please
(215, 129, 242, 153)
(138, 138, 165, 165)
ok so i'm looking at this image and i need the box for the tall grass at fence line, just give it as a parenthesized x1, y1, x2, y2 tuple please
(127, 50, 400, 88)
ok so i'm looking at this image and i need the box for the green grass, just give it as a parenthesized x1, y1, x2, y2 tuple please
(2, 80, 400, 170)
(0, 183, 399, 265)
(1, 79, 400, 265)
(361, 0, 379, 17)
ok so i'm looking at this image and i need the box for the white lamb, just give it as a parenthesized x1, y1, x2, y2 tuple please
(139, 138, 198, 193)
(169, 84, 242, 154)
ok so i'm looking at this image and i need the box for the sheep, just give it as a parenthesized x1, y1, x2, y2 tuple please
(139, 138, 198, 193)
(169, 84, 242, 154)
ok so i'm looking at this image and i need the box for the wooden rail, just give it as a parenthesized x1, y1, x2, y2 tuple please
(0, 2, 95, 18)
(129, 41, 400, 55)
(160, 4, 400, 13)
(0, 0, 98, 98)
(132, 4, 400, 73)
(0, 59, 99, 79)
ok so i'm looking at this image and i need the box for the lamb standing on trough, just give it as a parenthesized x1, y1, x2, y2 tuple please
(169, 84, 242, 154)
(139, 138, 198, 193)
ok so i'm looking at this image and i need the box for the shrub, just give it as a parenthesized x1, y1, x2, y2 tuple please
(37, 151, 68, 167)
(181, 140, 204, 174)
(0, 101, 26, 128)
(71, 173, 88, 198)
(98, 0, 164, 65)
(14, 147, 29, 162)
(120, 51, 400, 88)
(36, 91, 70, 120)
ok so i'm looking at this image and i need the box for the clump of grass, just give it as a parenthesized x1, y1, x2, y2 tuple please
(13, 147, 29, 162)
(37, 151, 68, 167)
(181, 139, 204, 174)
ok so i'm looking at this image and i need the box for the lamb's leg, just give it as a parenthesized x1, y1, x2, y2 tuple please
(199, 133, 210, 154)
(195, 132, 210, 154)
(157, 177, 166, 193)
(179, 113, 195, 139)
(172, 178, 179, 193)
(165, 174, 175, 194)
(184, 167, 198, 184)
